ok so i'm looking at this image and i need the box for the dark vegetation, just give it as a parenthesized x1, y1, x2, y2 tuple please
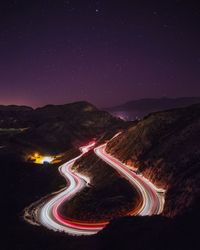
(98, 201, 200, 250)
(60, 152, 139, 221)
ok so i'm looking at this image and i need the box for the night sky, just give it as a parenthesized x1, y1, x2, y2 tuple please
(0, 0, 200, 108)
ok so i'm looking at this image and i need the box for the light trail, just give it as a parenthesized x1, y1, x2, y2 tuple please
(38, 142, 103, 236)
(95, 144, 165, 216)
(36, 138, 165, 236)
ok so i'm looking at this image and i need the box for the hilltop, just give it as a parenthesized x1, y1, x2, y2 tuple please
(0, 101, 123, 155)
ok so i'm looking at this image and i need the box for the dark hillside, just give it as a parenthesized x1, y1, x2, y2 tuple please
(107, 104, 200, 217)
(0, 101, 123, 154)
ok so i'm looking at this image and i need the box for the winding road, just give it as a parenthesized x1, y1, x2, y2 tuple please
(37, 139, 165, 236)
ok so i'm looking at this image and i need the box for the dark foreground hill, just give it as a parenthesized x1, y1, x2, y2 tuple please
(106, 97, 200, 120)
(107, 103, 200, 217)
(2, 102, 200, 250)
(2, 148, 199, 250)
(0, 101, 123, 155)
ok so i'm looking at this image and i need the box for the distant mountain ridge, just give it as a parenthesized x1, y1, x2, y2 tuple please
(106, 97, 200, 120)
(0, 101, 123, 154)
(0, 105, 33, 112)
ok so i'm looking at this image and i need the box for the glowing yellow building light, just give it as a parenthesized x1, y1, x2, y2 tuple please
(41, 156, 54, 164)
(34, 153, 39, 158)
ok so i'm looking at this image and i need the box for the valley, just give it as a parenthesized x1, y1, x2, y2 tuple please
(2, 101, 200, 250)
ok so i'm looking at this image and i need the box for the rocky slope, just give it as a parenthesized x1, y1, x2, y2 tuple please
(106, 103, 200, 217)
